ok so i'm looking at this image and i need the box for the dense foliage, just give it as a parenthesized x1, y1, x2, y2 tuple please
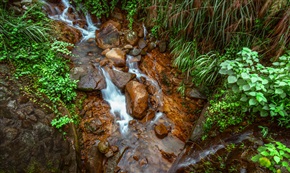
(0, 3, 77, 129)
(73, 0, 148, 29)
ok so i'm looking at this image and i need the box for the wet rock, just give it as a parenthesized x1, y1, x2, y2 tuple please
(158, 41, 167, 53)
(105, 48, 126, 67)
(111, 145, 119, 153)
(140, 49, 147, 56)
(53, 21, 82, 44)
(125, 81, 149, 119)
(101, 48, 110, 56)
(129, 48, 141, 56)
(70, 65, 106, 91)
(105, 67, 135, 90)
(186, 88, 207, 100)
(147, 42, 156, 51)
(138, 39, 147, 49)
(95, 21, 120, 49)
(125, 31, 138, 46)
(128, 55, 141, 63)
(111, 11, 124, 21)
(103, 20, 121, 31)
(4, 127, 19, 140)
(86, 146, 104, 173)
(98, 140, 110, 154)
(154, 123, 169, 139)
(105, 149, 114, 158)
(124, 44, 133, 49)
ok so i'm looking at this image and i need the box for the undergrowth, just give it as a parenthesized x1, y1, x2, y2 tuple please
(0, 3, 78, 130)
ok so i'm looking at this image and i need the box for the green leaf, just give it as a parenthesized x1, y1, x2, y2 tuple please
(282, 161, 289, 167)
(275, 89, 284, 95)
(260, 110, 268, 117)
(249, 98, 257, 106)
(261, 151, 270, 156)
(251, 155, 261, 162)
(228, 76, 237, 84)
(273, 156, 281, 164)
(240, 95, 248, 102)
(259, 157, 271, 167)
(241, 72, 250, 79)
(256, 93, 267, 103)
(242, 84, 251, 91)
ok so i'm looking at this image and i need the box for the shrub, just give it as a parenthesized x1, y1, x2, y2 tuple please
(219, 47, 290, 127)
(252, 141, 290, 173)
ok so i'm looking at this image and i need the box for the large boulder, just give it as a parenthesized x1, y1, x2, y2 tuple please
(53, 21, 82, 44)
(95, 21, 120, 49)
(125, 81, 149, 119)
(105, 67, 135, 90)
(105, 48, 126, 67)
(70, 65, 106, 91)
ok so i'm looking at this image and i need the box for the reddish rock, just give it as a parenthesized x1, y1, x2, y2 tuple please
(53, 21, 82, 44)
(103, 20, 121, 31)
(105, 67, 135, 90)
(105, 48, 126, 67)
(125, 81, 149, 119)
(95, 21, 120, 49)
(154, 123, 169, 139)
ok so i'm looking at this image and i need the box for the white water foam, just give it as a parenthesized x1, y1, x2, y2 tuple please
(101, 68, 132, 134)
(44, 0, 98, 41)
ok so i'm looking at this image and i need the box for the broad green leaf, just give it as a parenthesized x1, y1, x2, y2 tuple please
(240, 95, 248, 102)
(232, 85, 239, 93)
(260, 110, 268, 117)
(219, 68, 228, 74)
(282, 161, 289, 167)
(275, 89, 284, 95)
(273, 156, 281, 164)
(249, 98, 257, 106)
(251, 155, 260, 162)
(248, 92, 256, 96)
(261, 151, 270, 156)
(243, 84, 251, 91)
(228, 76, 237, 84)
(237, 79, 246, 86)
(262, 79, 269, 84)
(241, 72, 249, 79)
(256, 93, 267, 103)
(259, 157, 271, 167)
(251, 77, 259, 83)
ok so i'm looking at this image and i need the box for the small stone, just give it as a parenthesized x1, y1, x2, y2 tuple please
(105, 149, 114, 158)
(124, 44, 133, 49)
(158, 41, 167, 53)
(140, 49, 147, 56)
(147, 42, 156, 51)
(4, 128, 19, 140)
(7, 100, 17, 109)
(18, 96, 29, 104)
(133, 155, 139, 161)
(138, 39, 147, 49)
(125, 31, 138, 46)
(154, 123, 169, 139)
(129, 48, 141, 56)
(111, 145, 119, 153)
(139, 158, 148, 167)
(28, 115, 37, 122)
(98, 140, 110, 154)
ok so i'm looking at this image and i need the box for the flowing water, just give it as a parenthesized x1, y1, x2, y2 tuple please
(43, 1, 189, 172)
(44, 0, 98, 41)
(101, 68, 132, 134)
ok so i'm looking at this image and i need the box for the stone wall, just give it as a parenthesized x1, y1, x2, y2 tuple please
(0, 63, 77, 172)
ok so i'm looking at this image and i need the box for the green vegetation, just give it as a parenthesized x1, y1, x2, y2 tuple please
(74, 0, 147, 29)
(252, 141, 290, 173)
(0, 3, 77, 130)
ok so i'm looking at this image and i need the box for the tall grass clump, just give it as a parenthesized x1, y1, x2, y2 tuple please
(150, 0, 290, 89)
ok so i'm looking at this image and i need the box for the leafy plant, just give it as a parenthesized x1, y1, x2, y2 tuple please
(0, 3, 77, 130)
(252, 141, 290, 172)
(219, 47, 290, 127)
(51, 115, 74, 129)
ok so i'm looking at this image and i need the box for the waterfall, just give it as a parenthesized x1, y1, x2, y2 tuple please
(101, 68, 132, 134)
(44, 0, 98, 41)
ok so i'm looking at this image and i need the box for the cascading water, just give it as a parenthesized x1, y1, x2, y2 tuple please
(101, 68, 132, 134)
(44, 0, 98, 41)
